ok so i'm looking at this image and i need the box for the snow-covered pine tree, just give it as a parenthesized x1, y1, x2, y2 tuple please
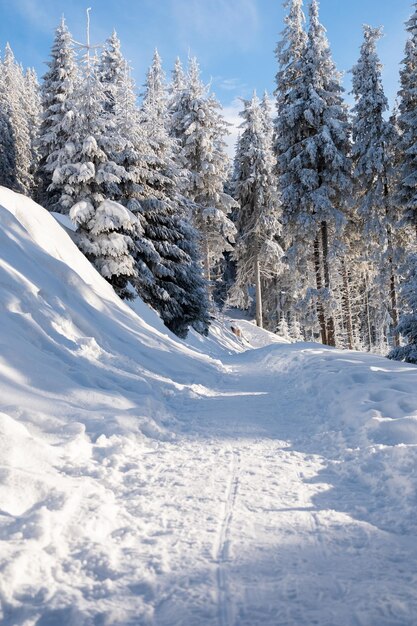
(142, 49, 167, 120)
(352, 26, 390, 253)
(351, 25, 400, 348)
(389, 2, 417, 360)
(170, 57, 237, 284)
(2, 44, 33, 195)
(23, 68, 41, 196)
(289, 316, 303, 341)
(389, 254, 417, 363)
(274, 0, 313, 337)
(99, 30, 125, 115)
(303, 0, 352, 347)
(37, 18, 79, 211)
(170, 57, 186, 97)
(279, 0, 352, 347)
(277, 316, 292, 341)
(229, 93, 283, 328)
(72, 198, 140, 300)
(0, 50, 16, 190)
(54, 37, 138, 299)
(111, 59, 160, 294)
(398, 2, 417, 238)
(114, 60, 149, 208)
(132, 51, 210, 337)
(274, 0, 307, 124)
(260, 91, 273, 141)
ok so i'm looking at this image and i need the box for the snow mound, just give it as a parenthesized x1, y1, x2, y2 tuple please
(0, 186, 227, 440)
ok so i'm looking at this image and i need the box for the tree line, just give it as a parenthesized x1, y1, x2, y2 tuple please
(1, 1, 417, 362)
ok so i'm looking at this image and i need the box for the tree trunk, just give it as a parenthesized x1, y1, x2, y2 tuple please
(341, 257, 354, 350)
(364, 273, 373, 351)
(255, 255, 263, 328)
(313, 235, 327, 345)
(389, 262, 399, 347)
(203, 236, 211, 283)
(386, 225, 399, 348)
(383, 178, 399, 348)
(321, 220, 336, 347)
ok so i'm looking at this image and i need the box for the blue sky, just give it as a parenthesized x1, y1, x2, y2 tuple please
(0, 0, 413, 152)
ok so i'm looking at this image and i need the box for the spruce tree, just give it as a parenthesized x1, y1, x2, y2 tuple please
(54, 45, 138, 299)
(289, 317, 304, 341)
(170, 57, 186, 96)
(276, 0, 352, 346)
(0, 50, 16, 190)
(352, 26, 390, 245)
(389, 254, 417, 363)
(229, 93, 283, 327)
(274, 0, 307, 234)
(274, 0, 311, 337)
(301, 0, 352, 347)
(133, 51, 210, 337)
(24, 68, 41, 195)
(2, 43, 33, 195)
(389, 3, 417, 360)
(398, 2, 417, 237)
(37, 18, 78, 211)
(277, 316, 291, 341)
(351, 26, 400, 348)
(99, 30, 125, 114)
(170, 57, 236, 283)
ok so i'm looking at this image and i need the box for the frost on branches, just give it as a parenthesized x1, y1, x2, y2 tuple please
(170, 57, 237, 283)
(53, 44, 136, 298)
(71, 199, 139, 299)
(274, 0, 307, 243)
(229, 93, 283, 328)
(389, 255, 417, 363)
(133, 51, 210, 337)
(352, 27, 391, 246)
(275, 0, 352, 347)
(23, 68, 41, 192)
(1, 44, 34, 195)
(351, 25, 401, 348)
(99, 30, 125, 115)
(37, 19, 79, 211)
(398, 3, 417, 235)
(0, 51, 16, 192)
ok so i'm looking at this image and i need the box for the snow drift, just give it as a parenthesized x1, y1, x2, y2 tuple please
(1, 187, 417, 626)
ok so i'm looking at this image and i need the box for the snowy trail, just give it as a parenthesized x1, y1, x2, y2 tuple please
(214, 447, 240, 626)
(152, 346, 417, 626)
(2, 189, 417, 625)
(3, 340, 417, 626)
(3, 343, 417, 626)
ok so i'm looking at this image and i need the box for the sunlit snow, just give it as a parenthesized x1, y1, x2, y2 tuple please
(0, 187, 417, 625)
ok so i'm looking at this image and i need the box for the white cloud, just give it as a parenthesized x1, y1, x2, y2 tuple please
(214, 77, 248, 93)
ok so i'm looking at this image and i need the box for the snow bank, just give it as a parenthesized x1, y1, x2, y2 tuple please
(1, 187, 417, 625)
(241, 342, 417, 535)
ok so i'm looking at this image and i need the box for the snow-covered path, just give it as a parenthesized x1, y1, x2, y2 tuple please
(1, 188, 417, 626)
(146, 346, 417, 626)
(4, 338, 417, 625)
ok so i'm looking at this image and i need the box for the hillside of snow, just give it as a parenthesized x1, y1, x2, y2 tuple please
(1, 187, 417, 626)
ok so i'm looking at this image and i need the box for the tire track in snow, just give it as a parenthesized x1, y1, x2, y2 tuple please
(213, 447, 240, 626)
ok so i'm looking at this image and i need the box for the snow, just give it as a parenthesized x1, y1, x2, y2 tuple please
(51, 211, 76, 233)
(1, 186, 417, 625)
